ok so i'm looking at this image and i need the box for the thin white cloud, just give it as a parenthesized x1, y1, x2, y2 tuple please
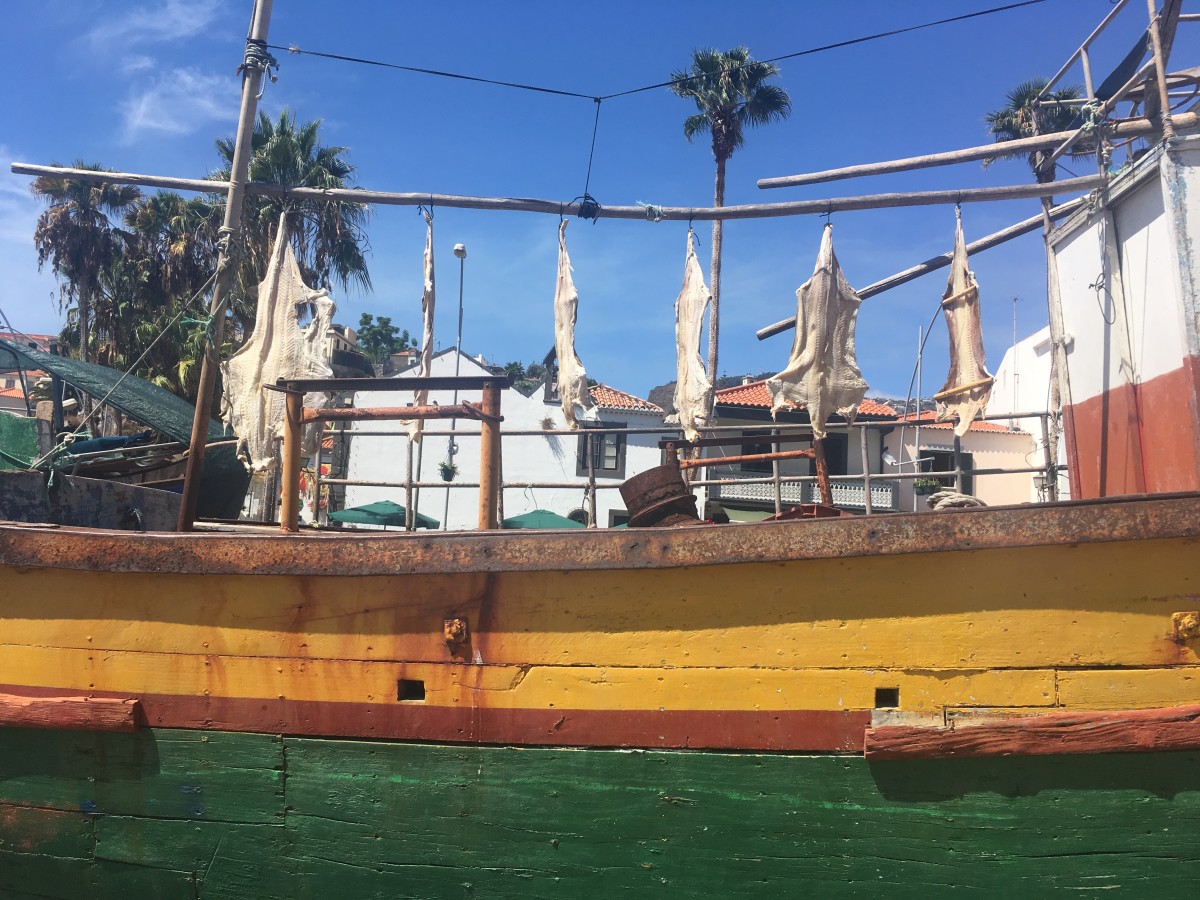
(121, 54, 157, 76)
(119, 67, 237, 142)
(87, 0, 224, 48)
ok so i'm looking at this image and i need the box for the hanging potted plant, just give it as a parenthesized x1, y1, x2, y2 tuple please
(913, 476, 942, 496)
(438, 461, 459, 482)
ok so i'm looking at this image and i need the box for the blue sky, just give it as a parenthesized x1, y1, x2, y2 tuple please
(2, 0, 1193, 399)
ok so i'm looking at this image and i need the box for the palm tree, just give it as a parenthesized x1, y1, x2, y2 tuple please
(985, 78, 1092, 183)
(670, 48, 791, 389)
(32, 162, 142, 364)
(213, 110, 372, 323)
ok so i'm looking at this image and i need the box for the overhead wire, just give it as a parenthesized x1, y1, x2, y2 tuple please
(269, 0, 1051, 105)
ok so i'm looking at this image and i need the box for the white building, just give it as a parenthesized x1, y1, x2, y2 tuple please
(343, 349, 672, 529)
(989, 326, 1070, 500)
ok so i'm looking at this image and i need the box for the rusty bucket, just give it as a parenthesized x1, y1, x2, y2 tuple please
(619, 465, 700, 527)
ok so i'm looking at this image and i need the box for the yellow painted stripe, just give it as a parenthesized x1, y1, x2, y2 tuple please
(2, 538, 1196, 672)
(1057, 667, 1200, 709)
(0, 645, 1070, 712)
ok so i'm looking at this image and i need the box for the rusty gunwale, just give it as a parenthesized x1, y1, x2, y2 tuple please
(0, 491, 1197, 577)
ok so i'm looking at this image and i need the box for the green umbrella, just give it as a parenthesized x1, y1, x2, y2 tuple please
(328, 499, 439, 530)
(502, 508, 585, 529)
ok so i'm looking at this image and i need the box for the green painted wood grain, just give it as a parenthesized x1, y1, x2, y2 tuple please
(0, 728, 1197, 897)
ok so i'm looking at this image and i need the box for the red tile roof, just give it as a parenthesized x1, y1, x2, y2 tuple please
(898, 411, 1024, 433)
(589, 384, 663, 413)
(715, 380, 896, 417)
(0, 386, 27, 399)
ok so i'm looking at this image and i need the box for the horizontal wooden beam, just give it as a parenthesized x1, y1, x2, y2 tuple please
(301, 404, 493, 423)
(757, 112, 1196, 190)
(11, 162, 1104, 222)
(0, 692, 141, 732)
(275, 374, 511, 393)
(756, 196, 1087, 340)
(865, 704, 1200, 759)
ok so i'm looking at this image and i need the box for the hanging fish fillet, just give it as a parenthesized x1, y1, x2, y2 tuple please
(766, 224, 868, 439)
(404, 210, 437, 440)
(665, 230, 713, 442)
(221, 211, 335, 474)
(935, 211, 993, 436)
(553, 219, 593, 428)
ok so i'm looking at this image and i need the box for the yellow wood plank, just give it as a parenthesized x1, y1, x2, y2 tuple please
(0, 644, 1065, 711)
(1057, 667, 1200, 709)
(1, 537, 1195, 671)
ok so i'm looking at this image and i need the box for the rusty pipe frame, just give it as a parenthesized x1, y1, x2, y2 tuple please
(677, 448, 816, 471)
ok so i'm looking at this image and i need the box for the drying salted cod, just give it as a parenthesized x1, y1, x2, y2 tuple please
(553, 219, 593, 428)
(221, 211, 335, 474)
(766, 224, 868, 438)
(935, 211, 993, 436)
(664, 229, 713, 442)
(402, 210, 437, 440)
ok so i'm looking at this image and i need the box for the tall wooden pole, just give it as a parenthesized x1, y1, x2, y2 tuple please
(477, 379, 502, 530)
(280, 389, 303, 533)
(176, 0, 275, 531)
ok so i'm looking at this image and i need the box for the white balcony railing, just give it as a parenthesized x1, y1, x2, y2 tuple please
(712, 476, 898, 511)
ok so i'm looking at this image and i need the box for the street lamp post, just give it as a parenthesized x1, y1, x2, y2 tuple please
(443, 243, 467, 529)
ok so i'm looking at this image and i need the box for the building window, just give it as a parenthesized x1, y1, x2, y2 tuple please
(739, 429, 774, 473)
(577, 421, 627, 478)
(822, 432, 849, 476)
(922, 449, 974, 493)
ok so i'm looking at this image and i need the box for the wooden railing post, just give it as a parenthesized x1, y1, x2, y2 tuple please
(477, 379, 502, 530)
(813, 437, 834, 507)
(280, 389, 303, 533)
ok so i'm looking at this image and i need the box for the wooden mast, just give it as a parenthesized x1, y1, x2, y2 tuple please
(176, 0, 275, 531)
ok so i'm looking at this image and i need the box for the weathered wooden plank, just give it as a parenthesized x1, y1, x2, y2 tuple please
(0, 728, 284, 821)
(0, 693, 140, 732)
(2, 537, 1196, 672)
(0, 848, 96, 898)
(280, 738, 1200, 897)
(1, 729, 1199, 897)
(0, 649, 1058, 711)
(865, 704, 1200, 759)
(0, 803, 92, 858)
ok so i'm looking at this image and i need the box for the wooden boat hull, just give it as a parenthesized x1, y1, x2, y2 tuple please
(3, 729, 1199, 897)
(1, 493, 1198, 894)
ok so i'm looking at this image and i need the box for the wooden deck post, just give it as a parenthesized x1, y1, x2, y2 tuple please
(477, 379, 502, 530)
(280, 390, 303, 533)
(813, 437, 833, 507)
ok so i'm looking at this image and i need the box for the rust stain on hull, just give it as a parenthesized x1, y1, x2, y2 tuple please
(1, 492, 1198, 578)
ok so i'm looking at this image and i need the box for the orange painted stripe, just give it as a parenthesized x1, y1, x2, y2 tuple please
(0, 684, 869, 752)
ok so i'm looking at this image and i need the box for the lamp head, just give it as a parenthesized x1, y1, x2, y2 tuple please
(453, 243, 467, 259)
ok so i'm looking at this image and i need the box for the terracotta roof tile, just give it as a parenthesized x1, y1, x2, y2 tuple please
(898, 411, 1024, 433)
(589, 384, 663, 413)
(714, 380, 896, 417)
(0, 386, 27, 399)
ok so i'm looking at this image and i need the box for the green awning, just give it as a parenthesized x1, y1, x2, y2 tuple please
(0, 411, 38, 470)
(328, 499, 439, 529)
(502, 508, 586, 529)
(0, 338, 225, 445)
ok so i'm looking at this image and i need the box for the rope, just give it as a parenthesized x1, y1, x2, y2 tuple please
(637, 202, 666, 222)
(582, 98, 602, 197)
(275, 43, 594, 99)
(572, 194, 602, 222)
(239, 38, 280, 85)
(29, 268, 220, 470)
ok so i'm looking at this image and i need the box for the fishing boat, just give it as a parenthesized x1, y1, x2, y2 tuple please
(2, 1, 1199, 896)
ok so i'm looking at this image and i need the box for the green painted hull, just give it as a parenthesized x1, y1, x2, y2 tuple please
(2, 727, 1198, 897)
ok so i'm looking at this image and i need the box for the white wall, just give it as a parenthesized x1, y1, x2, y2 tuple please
(344, 350, 672, 530)
(990, 326, 1069, 499)
(884, 423, 1036, 511)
